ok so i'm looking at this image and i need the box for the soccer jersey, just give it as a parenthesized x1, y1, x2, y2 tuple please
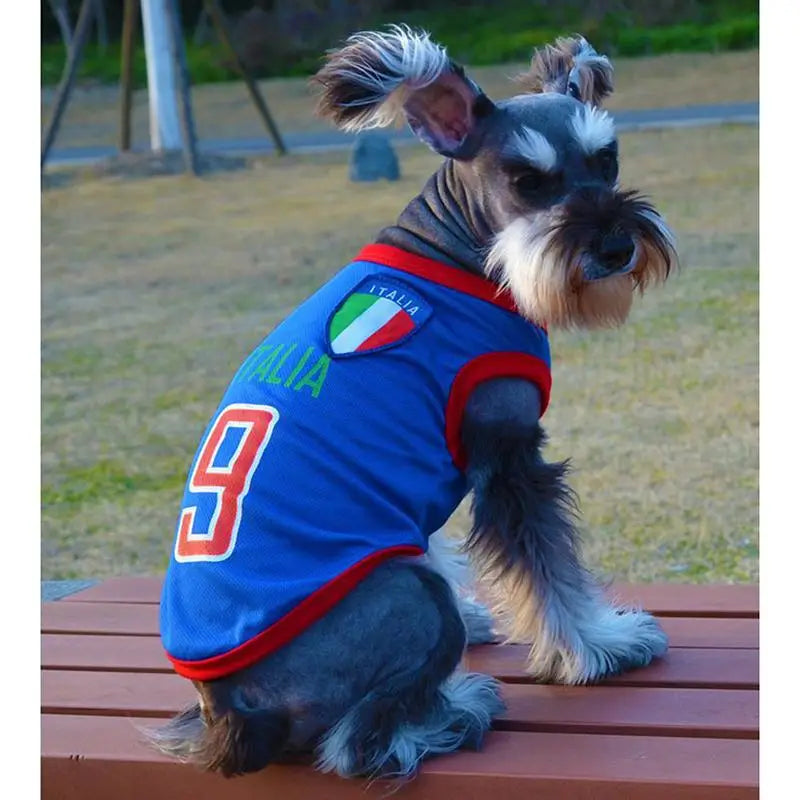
(160, 243, 552, 680)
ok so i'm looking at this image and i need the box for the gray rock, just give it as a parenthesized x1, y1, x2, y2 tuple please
(349, 132, 400, 182)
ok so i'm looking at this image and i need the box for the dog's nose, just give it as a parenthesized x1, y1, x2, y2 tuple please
(598, 232, 635, 272)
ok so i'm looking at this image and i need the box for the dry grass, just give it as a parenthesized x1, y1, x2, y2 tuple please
(41, 122, 757, 583)
(43, 50, 758, 150)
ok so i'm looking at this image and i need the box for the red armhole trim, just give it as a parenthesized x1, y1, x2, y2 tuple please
(166, 544, 423, 681)
(446, 352, 552, 471)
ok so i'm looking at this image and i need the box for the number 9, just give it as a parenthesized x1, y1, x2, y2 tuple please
(174, 403, 279, 562)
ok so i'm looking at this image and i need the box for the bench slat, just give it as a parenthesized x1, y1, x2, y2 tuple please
(41, 670, 758, 740)
(42, 714, 758, 800)
(41, 601, 759, 648)
(43, 601, 160, 635)
(41, 634, 173, 672)
(42, 633, 759, 690)
(62, 576, 759, 617)
(497, 683, 757, 739)
(605, 583, 758, 618)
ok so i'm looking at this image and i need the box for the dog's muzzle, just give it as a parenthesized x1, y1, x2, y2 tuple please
(548, 186, 664, 283)
(583, 229, 637, 280)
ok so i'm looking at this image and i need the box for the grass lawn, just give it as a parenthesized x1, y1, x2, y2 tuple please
(42, 49, 758, 151)
(41, 119, 758, 584)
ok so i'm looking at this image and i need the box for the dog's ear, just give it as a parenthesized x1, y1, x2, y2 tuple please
(516, 35, 613, 106)
(312, 24, 493, 157)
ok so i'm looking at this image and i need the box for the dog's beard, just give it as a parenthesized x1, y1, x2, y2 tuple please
(485, 193, 676, 329)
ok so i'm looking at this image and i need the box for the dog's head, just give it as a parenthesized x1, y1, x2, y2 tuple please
(313, 26, 678, 329)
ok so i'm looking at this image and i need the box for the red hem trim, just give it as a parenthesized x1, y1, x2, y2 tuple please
(357, 243, 523, 317)
(445, 352, 553, 471)
(166, 544, 424, 680)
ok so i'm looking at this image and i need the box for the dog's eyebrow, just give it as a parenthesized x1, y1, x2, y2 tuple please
(505, 127, 558, 172)
(569, 104, 615, 154)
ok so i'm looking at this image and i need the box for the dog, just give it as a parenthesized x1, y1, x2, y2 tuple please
(147, 26, 678, 782)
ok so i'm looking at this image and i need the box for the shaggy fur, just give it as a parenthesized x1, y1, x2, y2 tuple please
(515, 34, 614, 106)
(505, 126, 560, 172)
(486, 189, 676, 328)
(147, 561, 504, 778)
(313, 24, 451, 131)
(461, 400, 667, 683)
(570, 103, 616, 153)
(148, 26, 677, 783)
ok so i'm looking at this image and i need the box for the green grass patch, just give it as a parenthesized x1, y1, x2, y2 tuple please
(42, 460, 184, 507)
(41, 125, 757, 582)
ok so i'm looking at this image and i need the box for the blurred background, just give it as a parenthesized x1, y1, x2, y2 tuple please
(40, 1, 758, 586)
(42, 1, 758, 84)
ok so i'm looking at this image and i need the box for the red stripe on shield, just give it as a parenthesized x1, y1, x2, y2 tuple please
(355, 310, 416, 351)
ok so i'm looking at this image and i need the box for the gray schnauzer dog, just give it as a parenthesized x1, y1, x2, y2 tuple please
(148, 26, 677, 783)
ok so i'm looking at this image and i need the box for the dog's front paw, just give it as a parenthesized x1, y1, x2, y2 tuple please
(459, 597, 500, 644)
(527, 607, 668, 684)
(621, 609, 669, 665)
(573, 607, 669, 683)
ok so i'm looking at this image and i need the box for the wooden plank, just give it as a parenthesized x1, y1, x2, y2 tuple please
(42, 601, 159, 635)
(497, 683, 758, 739)
(41, 670, 758, 740)
(41, 634, 759, 690)
(659, 617, 758, 649)
(62, 577, 759, 617)
(605, 583, 758, 618)
(61, 576, 162, 603)
(41, 601, 759, 648)
(466, 644, 758, 690)
(42, 634, 173, 673)
(42, 714, 759, 800)
(42, 669, 195, 716)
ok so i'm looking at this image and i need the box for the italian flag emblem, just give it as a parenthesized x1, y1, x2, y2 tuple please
(328, 276, 432, 356)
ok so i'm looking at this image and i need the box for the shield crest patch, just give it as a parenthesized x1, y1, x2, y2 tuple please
(327, 276, 432, 357)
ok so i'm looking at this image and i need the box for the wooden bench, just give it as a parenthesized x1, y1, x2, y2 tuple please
(42, 579, 759, 799)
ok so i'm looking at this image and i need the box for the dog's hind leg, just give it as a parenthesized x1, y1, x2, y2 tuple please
(147, 560, 503, 778)
(143, 671, 291, 776)
(315, 562, 504, 779)
(461, 378, 668, 685)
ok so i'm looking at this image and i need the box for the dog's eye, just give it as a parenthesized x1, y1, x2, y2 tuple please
(512, 168, 550, 199)
(595, 147, 618, 183)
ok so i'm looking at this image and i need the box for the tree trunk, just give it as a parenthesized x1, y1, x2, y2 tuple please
(203, 0, 287, 155)
(93, 0, 109, 53)
(47, 0, 73, 49)
(193, 8, 212, 45)
(118, 0, 139, 152)
(41, 0, 96, 167)
(168, 0, 201, 174)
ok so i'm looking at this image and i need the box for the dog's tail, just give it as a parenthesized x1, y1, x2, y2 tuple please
(143, 684, 289, 777)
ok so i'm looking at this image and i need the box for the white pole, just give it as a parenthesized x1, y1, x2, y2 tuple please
(140, 0, 182, 151)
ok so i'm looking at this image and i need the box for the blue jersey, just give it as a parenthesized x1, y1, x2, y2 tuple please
(160, 244, 552, 680)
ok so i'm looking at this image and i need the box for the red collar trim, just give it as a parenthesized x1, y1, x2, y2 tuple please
(356, 243, 521, 316)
